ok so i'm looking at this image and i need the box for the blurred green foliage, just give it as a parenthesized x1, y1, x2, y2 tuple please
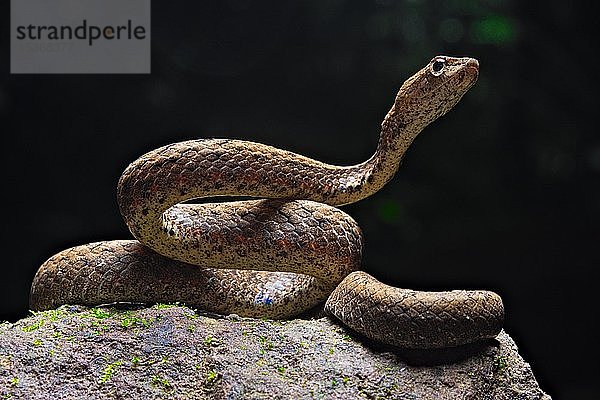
(471, 15, 516, 44)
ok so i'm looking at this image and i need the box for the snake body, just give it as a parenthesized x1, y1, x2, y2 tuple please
(30, 56, 504, 349)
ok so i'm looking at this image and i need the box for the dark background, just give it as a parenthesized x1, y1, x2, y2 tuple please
(1, 1, 597, 398)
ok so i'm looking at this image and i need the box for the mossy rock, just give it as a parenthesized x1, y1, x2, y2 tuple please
(0, 305, 550, 399)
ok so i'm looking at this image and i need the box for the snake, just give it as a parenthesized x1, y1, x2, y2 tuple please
(30, 56, 504, 349)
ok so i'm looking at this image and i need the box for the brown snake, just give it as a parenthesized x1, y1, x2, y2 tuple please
(30, 56, 504, 349)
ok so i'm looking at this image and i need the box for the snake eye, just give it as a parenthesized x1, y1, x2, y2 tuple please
(431, 58, 446, 75)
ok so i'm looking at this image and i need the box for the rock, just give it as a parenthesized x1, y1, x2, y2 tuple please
(0, 305, 550, 399)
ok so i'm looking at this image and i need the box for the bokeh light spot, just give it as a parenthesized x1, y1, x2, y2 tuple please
(471, 15, 516, 45)
(377, 199, 402, 223)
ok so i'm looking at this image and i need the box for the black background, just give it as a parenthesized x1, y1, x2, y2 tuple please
(1, 1, 598, 398)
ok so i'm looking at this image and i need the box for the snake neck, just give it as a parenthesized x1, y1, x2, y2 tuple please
(335, 104, 424, 205)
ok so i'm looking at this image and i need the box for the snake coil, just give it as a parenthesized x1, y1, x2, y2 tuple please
(31, 56, 503, 349)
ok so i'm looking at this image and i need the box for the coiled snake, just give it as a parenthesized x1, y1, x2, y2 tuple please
(30, 56, 504, 349)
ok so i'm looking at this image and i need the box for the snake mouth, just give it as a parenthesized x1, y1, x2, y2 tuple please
(465, 58, 479, 82)
(466, 57, 479, 71)
(455, 58, 479, 92)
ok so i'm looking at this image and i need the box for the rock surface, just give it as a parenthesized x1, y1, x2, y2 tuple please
(1, 305, 550, 399)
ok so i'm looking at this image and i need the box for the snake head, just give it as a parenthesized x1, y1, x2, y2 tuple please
(391, 55, 479, 129)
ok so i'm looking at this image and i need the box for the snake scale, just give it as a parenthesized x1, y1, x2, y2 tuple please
(30, 56, 504, 349)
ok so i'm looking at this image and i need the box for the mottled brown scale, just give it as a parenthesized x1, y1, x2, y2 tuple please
(31, 56, 504, 349)
(325, 271, 504, 349)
